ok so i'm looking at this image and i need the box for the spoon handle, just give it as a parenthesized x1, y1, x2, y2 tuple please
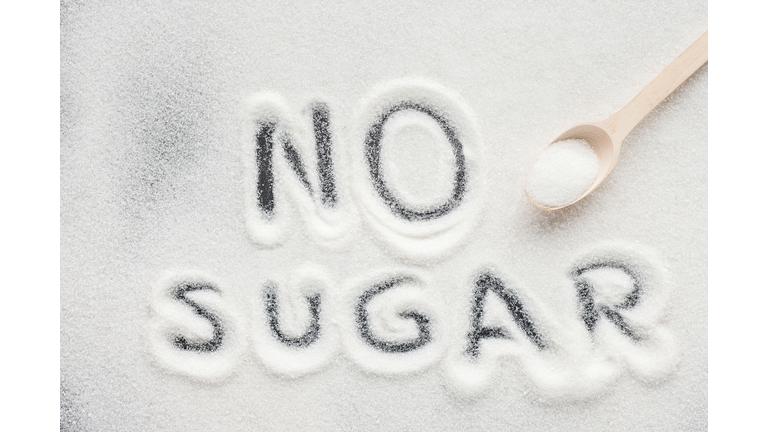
(602, 30, 708, 144)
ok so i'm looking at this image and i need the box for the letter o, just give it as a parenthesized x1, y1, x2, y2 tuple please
(352, 79, 485, 262)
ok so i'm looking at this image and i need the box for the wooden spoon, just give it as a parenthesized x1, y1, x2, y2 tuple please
(526, 30, 708, 211)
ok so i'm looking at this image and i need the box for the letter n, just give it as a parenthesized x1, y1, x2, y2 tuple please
(243, 93, 353, 247)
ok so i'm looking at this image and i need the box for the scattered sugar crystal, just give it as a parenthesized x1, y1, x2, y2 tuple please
(526, 139, 600, 207)
(60, 1, 707, 431)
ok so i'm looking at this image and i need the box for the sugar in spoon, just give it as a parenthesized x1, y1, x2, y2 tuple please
(526, 31, 708, 211)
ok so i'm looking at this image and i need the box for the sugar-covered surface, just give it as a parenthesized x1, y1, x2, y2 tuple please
(61, 1, 706, 431)
(526, 139, 599, 207)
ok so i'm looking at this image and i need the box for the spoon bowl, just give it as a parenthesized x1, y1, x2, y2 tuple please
(528, 122, 618, 211)
(527, 31, 708, 211)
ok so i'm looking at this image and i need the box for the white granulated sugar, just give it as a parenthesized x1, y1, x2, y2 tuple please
(526, 139, 599, 207)
(379, 110, 457, 209)
(61, 1, 707, 431)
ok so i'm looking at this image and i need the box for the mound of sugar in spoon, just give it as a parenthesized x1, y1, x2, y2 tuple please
(526, 139, 600, 207)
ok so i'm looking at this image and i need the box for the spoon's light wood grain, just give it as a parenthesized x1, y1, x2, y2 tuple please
(527, 31, 708, 211)
(603, 31, 708, 145)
